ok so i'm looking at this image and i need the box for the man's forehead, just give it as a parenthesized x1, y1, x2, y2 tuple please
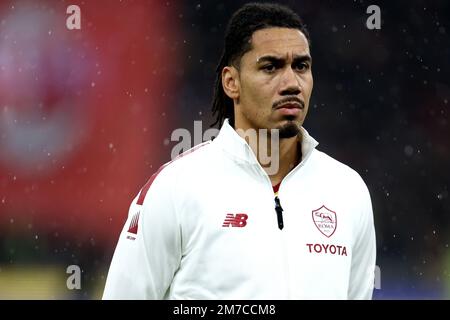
(250, 27, 309, 54)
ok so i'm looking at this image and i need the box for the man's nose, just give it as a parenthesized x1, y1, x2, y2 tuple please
(279, 67, 301, 96)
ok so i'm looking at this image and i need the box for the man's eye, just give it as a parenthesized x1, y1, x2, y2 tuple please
(295, 63, 310, 71)
(262, 64, 276, 72)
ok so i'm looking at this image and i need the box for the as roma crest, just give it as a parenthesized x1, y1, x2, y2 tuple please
(312, 205, 337, 237)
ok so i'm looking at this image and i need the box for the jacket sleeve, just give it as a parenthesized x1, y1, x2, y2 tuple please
(348, 178, 377, 300)
(102, 166, 181, 299)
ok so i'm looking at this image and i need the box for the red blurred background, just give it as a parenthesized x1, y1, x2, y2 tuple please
(0, 0, 180, 245)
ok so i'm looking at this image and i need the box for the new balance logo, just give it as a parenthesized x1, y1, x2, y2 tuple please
(222, 213, 248, 227)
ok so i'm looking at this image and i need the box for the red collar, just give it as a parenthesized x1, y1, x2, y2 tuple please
(272, 182, 281, 194)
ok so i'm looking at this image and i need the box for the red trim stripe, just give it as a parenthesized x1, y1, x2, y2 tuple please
(272, 182, 281, 194)
(136, 142, 210, 205)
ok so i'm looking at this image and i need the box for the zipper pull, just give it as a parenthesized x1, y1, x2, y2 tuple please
(274, 196, 284, 230)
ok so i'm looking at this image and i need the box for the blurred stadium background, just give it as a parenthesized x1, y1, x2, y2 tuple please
(0, 0, 449, 299)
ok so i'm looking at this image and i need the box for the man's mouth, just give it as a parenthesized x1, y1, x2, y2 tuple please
(275, 102, 303, 110)
(273, 98, 305, 110)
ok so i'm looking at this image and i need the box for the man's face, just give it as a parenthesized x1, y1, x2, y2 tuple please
(233, 27, 313, 138)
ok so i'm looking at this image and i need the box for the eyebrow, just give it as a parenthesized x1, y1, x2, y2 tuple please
(256, 54, 312, 65)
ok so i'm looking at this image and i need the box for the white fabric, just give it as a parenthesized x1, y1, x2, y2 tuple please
(103, 119, 376, 300)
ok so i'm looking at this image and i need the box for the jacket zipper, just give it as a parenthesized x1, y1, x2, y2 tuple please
(272, 187, 290, 298)
(274, 195, 284, 230)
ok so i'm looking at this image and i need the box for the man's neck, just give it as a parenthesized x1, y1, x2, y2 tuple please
(235, 127, 302, 186)
(265, 135, 301, 186)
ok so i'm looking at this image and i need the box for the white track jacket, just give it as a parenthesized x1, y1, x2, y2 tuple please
(103, 119, 376, 300)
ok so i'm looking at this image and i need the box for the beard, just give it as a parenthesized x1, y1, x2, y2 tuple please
(277, 117, 300, 139)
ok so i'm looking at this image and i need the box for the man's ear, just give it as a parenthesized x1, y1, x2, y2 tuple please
(222, 66, 240, 100)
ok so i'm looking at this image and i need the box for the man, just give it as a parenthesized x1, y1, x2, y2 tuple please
(103, 2, 376, 299)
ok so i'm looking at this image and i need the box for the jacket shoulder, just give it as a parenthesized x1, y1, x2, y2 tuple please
(311, 149, 368, 189)
(136, 141, 214, 205)
(162, 141, 214, 175)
